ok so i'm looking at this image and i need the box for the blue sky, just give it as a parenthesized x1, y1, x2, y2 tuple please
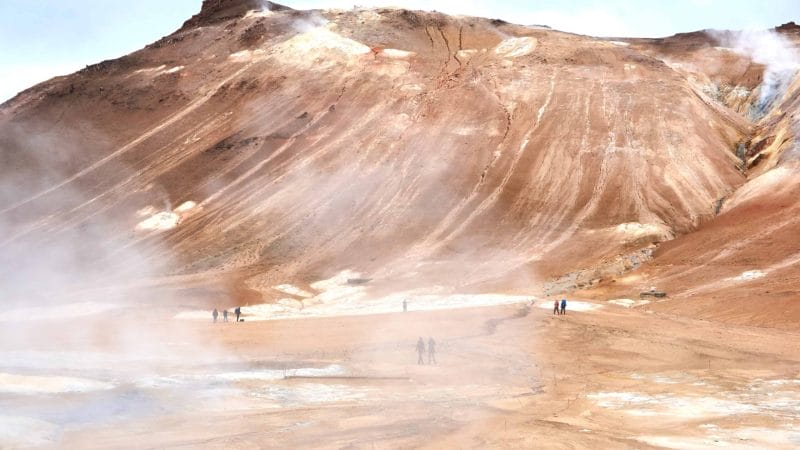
(1, 0, 798, 102)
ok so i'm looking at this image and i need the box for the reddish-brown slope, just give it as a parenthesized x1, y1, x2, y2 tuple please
(586, 26, 800, 328)
(0, 2, 751, 308)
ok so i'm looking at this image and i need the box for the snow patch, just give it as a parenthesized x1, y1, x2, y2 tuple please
(132, 65, 183, 77)
(494, 37, 537, 58)
(730, 270, 766, 281)
(178, 270, 535, 321)
(136, 211, 179, 231)
(174, 201, 197, 213)
(277, 26, 370, 57)
(380, 48, 414, 59)
(608, 298, 650, 308)
(612, 222, 670, 238)
(134, 65, 166, 74)
(136, 200, 198, 231)
(273, 284, 314, 298)
(182, 293, 533, 322)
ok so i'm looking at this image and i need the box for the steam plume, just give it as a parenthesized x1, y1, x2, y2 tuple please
(714, 28, 800, 117)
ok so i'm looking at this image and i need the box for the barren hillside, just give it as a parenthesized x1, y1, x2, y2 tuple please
(0, 0, 798, 325)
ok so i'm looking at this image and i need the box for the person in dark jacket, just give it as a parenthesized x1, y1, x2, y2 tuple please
(560, 298, 567, 315)
(235, 307, 241, 322)
(212, 308, 219, 323)
(428, 337, 436, 364)
(416, 337, 425, 365)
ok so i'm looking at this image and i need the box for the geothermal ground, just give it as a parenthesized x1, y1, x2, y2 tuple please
(1, 0, 800, 448)
(2, 298, 800, 448)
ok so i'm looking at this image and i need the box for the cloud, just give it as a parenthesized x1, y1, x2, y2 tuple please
(713, 27, 800, 115)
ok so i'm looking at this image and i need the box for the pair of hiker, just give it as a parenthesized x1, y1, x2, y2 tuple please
(212, 308, 227, 322)
(212, 307, 241, 322)
(416, 337, 436, 364)
(552, 298, 567, 315)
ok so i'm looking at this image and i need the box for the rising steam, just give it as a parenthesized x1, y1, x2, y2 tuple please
(714, 28, 800, 117)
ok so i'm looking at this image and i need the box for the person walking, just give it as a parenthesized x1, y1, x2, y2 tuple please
(222, 309, 228, 322)
(212, 308, 219, 323)
(560, 298, 567, 315)
(235, 307, 241, 322)
(427, 337, 436, 364)
(416, 337, 425, 365)
(553, 299, 559, 315)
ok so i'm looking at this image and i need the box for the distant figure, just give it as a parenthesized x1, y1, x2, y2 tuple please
(560, 298, 567, 315)
(416, 337, 425, 365)
(553, 299, 559, 315)
(223, 310, 228, 322)
(403, 299, 408, 312)
(428, 337, 436, 364)
(235, 307, 241, 322)
(212, 308, 219, 323)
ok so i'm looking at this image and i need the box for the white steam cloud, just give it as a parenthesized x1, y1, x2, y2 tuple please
(715, 28, 800, 116)
(291, 13, 329, 33)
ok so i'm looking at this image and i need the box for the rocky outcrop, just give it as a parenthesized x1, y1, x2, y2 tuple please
(182, 0, 291, 28)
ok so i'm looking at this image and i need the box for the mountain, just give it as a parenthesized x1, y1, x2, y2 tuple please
(1, 1, 798, 326)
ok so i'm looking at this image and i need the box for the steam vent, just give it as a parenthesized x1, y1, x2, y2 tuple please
(1, 0, 799, 448)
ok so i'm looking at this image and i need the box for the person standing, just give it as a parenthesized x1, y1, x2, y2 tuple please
(235, 307, 241, 322)
(403, 299, 408, 312)
(553, 299, 559, 315)
(560, 298, 567, 315)
(222, 309, 228, 322)
(212, 308, 219, 323)
(416, 337, 425, 365)
(428, 337, 436, 364)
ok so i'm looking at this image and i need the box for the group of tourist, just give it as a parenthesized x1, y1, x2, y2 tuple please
(212, 307, 242, 322)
